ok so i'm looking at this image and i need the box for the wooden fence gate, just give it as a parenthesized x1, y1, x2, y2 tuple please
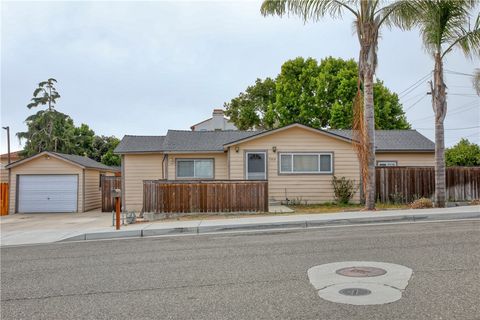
(376, 166, 480, 203)
(143, 180, 269, 214)
(101, 176, 122, 212)
(0, 183, 8, 216)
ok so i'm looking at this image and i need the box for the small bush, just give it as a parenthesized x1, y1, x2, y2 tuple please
(331, 176, 357, 204)
(410, 198, 433, 209)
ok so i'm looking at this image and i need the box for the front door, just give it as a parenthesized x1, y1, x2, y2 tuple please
(246, 152, 266, 180)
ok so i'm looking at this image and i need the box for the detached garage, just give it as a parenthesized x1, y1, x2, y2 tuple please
(6, 151, 119, 214)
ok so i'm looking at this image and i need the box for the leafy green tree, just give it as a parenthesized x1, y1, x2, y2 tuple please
(445, 139, 480, 167)
(225, 57, 410, 130)
(224, 78, 276, 130)
(74, 124, 95, 156)
(396, 1, 480, 207)
(275, 57, 326, 128)
(89, 135, 121, 166)
(27, 78, 60, 111)
(18, 79, 121, 166)
(17, 110, 77, 157)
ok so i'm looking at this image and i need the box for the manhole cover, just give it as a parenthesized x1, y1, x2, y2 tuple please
(339, 288, 372, 296)
(336, 266, 387, 277)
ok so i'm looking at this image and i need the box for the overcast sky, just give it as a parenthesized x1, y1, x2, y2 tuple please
(1, 0, 479, 154)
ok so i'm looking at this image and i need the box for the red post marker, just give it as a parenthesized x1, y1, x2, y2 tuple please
(115, 196, 121, 230)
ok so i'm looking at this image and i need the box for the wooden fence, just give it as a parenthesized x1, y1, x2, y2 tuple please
(143, 180, 269, 214)
(101, 176, 122, 212)
(376, 167, 480, 203)
(0, 183, 8, 216)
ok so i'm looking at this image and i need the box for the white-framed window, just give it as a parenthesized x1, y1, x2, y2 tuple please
(377, 161, 398, 167)
(176, 159, 214, 179)
(279, 153, 333, 174)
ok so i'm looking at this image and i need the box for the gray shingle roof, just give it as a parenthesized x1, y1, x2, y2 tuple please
(328, 129, 435, 151)
(115, 127, 434, 153)
(51, 152, 119, 171)
(114, 135, 166, 153)
(163, 130, 260, 152)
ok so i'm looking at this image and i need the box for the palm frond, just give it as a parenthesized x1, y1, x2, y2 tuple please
(473, 68, 480, 96)
(260, 0, 358, 21)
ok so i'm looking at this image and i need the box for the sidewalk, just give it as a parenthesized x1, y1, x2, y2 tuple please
(2, 205, 479, 246)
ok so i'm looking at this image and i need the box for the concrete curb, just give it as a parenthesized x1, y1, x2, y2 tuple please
(61, 210, 480, 243)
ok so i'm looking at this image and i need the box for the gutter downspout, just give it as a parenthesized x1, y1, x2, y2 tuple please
(162, 154, 168, 179)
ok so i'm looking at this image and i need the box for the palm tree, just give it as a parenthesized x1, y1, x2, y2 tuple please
(474, 69, 480, 96)
(394, 1, 480, 207)
(260, 0, 409, 210)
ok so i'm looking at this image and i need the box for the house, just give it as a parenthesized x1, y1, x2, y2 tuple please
(5, 151, 119, 214)
(0, 151, 22, 183)
(190, 109, 238, 131)
(115, 123, 435, 212)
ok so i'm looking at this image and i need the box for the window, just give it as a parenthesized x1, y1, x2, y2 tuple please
(377, 161, 397, 167)
(279, 153, 333, 174)
(176, 159, 214, 178)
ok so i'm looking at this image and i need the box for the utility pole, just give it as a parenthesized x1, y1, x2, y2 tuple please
(2, 126, 11, 164)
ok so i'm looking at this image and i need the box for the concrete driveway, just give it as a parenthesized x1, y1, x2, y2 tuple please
(0, 211, 113, 246)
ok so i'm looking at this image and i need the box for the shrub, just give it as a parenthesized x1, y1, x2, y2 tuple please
(410, 198, 433, 209)
(331, 176, 357, 204)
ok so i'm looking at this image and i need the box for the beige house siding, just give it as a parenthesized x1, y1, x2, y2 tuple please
(376, 152, 435, 166)
(9, 155, 84, 214)
(167, 153, 228, 180)
(123, 153, 164, 212)
(229, 126, 361, 204)
(0, 166, 8, 183)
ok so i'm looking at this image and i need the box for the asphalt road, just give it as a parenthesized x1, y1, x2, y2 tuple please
(1, 220, 479, 320)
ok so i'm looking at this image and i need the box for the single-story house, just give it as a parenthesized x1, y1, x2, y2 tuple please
(115, 123, 435, 212)
(5, 151, 119, 214)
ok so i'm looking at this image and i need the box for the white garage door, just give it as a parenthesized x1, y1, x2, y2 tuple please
(18, 175, 78, 213)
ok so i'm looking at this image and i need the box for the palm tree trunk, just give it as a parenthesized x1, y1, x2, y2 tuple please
(364, 68, 376, 210)
(432, 53, 447, 208)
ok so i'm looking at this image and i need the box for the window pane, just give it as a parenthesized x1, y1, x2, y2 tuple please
(280, 154, 292, 172)
(177, 160, 194, 177)
(293, 155, 319, 172)
(195, 160, 213, 178)
(247, 153, 265, 173)
(320, 154, 331, 172)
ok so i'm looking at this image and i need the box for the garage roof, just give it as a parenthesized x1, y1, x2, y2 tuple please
(5, 151, 120, 172)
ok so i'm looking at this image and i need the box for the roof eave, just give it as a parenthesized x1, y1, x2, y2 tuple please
(223, 123, 353, 148)
(5, 151, 87, 170)
(375, 149, 435, 153)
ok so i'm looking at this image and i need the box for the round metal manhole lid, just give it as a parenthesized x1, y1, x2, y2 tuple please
(336, 266, 387, 277)
(338, 288, 372, 296)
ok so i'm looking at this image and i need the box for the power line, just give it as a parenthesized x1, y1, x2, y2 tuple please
(445, 69, 475, 77)
(404, 94, 428, 112)
(398, 73, 431, 99)
(411, 104, 478, 122)
(401, 91, 426, 104)
(416, 125, 480, 130)
(448, 93, 479, 96)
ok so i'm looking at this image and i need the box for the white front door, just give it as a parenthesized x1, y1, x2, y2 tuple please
(246, 152, 266, 180)
(18, 175, 78, 213)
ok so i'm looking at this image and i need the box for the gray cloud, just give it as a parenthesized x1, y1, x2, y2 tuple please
(1, 1, 478, 153)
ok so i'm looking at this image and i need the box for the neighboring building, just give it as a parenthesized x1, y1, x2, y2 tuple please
(5, 151, 119, 214)
(0, 151, 22, 183)
(190, 109, 238, 131)
(115, 124, 435, 211)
